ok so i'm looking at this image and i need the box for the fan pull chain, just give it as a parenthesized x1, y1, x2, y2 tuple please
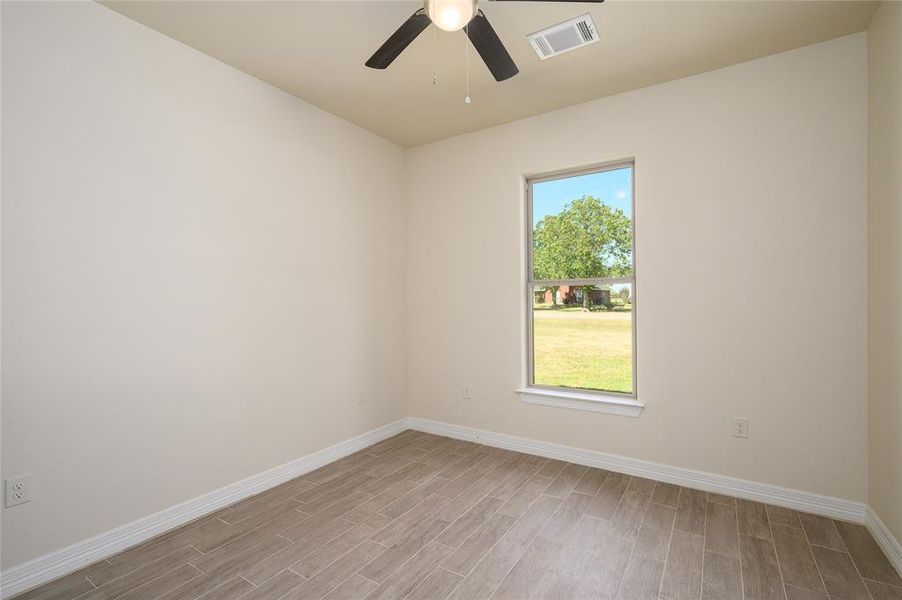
(431, 23, 437, 86)
(464, 24, 471, 104)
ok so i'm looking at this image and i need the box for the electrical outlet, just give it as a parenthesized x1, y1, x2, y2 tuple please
(462, 386, 472, 400)
(5, 475, 31, 507)
(357, 389, 366, 406)
(732, 418, 749, 439)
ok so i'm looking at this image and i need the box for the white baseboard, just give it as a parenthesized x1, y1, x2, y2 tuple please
(866, 506, 902, 578)
(406, 416, 868, 524)
(0, 419, 408, 599)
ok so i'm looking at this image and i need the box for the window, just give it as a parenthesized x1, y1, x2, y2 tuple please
(522, 161, 640, 415)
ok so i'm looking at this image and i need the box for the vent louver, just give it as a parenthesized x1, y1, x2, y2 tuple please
(527, 14, 599, 60)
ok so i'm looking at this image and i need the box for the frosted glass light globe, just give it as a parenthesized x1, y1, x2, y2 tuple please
(426, 0, 477, 32)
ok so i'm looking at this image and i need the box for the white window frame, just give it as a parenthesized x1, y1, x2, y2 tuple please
(517, 160, 644, 417)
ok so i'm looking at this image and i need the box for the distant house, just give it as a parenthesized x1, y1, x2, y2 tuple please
(535, 285, 611, 306)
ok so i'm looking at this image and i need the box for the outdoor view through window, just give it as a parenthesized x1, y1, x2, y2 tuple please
(528, 163, 635, 395)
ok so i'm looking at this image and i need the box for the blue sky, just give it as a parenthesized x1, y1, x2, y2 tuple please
(532, 167, 632, 228)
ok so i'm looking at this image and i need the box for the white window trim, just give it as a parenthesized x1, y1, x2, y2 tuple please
(523, 160, 639, 415)
(517, 387, 644, 417)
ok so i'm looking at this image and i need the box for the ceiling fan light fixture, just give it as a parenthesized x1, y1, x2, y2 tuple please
(426, 0, 477, 32)
(368, 0, 603, 79)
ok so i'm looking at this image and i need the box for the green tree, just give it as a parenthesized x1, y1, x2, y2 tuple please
(533, 196, 632, 310)
(532, 212, 566, 308)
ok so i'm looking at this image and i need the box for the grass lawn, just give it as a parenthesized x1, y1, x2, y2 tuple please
(533, 308, 633, 394)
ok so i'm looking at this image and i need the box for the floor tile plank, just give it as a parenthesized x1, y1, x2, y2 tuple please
(193, 501, 301, 553)
(766, 505, 802, 529)
(864, 579, 902, 600)
(702, 551, 742, 600)
(447, 495, 561, 600)
(406, 568, 462, 600)
(376, 476, 448, 520)
(660, 530, 703, 600)
(651, 482, 681, 508)
(13, 572, 95, 600)
(433, 478, 498, 523)
(163, 538, 287, 600)
(771, 523, 825, 594)
(291, 513, 392, 578)
(283, 539, 386, 600)
(498, 476, 554, 518)
(197, 577, 255, 600)
(191, 512, 302, 573)
(480, 457, 521, 484)
(519, 512, 586, 598)
(321, 575, 376, 600)
(737, 499, 772, 541)
(608, 489, 652, 541)
(76, 547, 202, 600)
(341, 480, 419, 522)
(115, 564, 203, 600)
(240, 518, 356, 584)
(442, 511, 517, 576)
(586, 472, 629, 520)
(362, 541, 455, 600)
(783, 584, 828, 600)
(542, 464, 588, 499)
(674, 488, 707, 536)
(492, 492, 593, 600)
(437, 496, 504, 548)
(535, 459, 568, 480)
(231, 570, 302, 600)
(223, 479, 315, 524)
(707, 492, 737, 507)
(809, 545, 870, 600)
(634, 502, 676, 561)
(627, 476, 657, 495)
(738, 534, 784, 600)
(615, 555, 664, 600)
(833, 520, 902, 587)
(434, 458, 503, 500)
(704, 502, 740, 559)
(565, 516, 633, 600)
(369, 494, 451, 546)
(572, 467, 610, 497)
(359, 517, 450, 583)
(84, 518, 227, 587)
(489, 462, 545, 502)
(799, 514, 845, 551)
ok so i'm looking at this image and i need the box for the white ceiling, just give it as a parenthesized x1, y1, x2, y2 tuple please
(102, 0, 878, 147)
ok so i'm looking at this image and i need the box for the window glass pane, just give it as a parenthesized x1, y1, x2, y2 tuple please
(532, 167, 633, 280)
(532, 282, 633, 394)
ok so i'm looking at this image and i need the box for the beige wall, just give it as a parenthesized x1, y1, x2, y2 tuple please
(868, 0, 902, 543)
(0, 1, 406, 568)
(406, 34, 869, 503)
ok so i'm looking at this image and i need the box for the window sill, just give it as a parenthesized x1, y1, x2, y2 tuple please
(516, 387, 644, 417)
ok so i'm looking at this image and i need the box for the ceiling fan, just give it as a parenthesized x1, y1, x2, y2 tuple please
(365, 0, 604, 82)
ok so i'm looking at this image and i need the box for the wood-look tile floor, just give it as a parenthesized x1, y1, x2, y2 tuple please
(14, 431, 902, 600)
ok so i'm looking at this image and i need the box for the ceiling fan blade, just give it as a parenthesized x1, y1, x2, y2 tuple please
(466, 10, 519, 82)
(365, 10, 431, 69)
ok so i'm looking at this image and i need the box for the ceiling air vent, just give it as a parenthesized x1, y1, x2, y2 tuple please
(527, 13, 599, 60)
